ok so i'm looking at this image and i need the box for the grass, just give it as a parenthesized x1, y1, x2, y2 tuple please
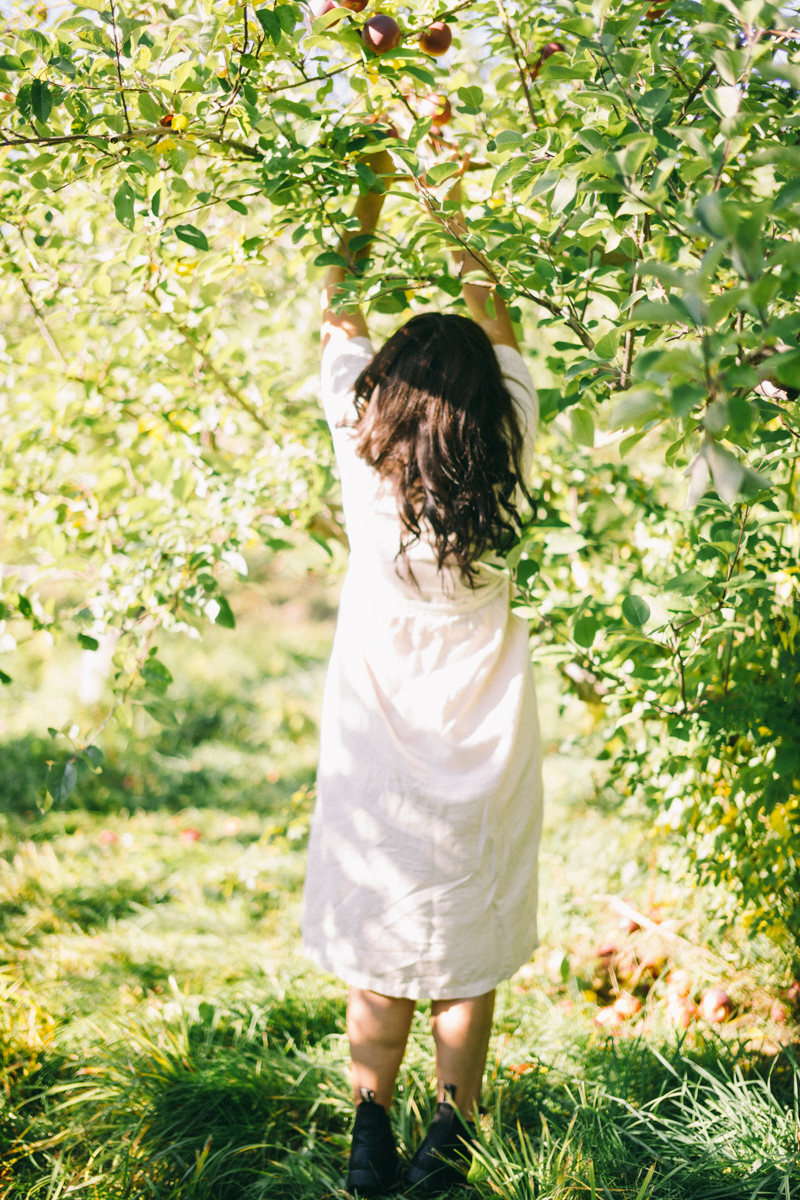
(1, 548, 799, 1198)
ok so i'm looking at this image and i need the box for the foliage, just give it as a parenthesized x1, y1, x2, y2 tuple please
(0, 0, 798, 936)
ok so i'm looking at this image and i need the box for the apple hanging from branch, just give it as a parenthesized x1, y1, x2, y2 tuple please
(529, 40, 566, 80)
(419, 21, 452, 57)
(418, 92, 452, 127)
(361, 13, 402, 53)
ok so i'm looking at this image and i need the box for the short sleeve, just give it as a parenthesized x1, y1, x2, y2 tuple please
(320, 329, 375, 432)
(493, 344, 538, 478)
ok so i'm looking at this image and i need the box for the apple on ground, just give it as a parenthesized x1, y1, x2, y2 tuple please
(698, 986, 733, 1023)
(613, 991, 642, 1020)
(419, 21, 452, 57)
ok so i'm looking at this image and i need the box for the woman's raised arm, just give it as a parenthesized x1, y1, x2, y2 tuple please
(321, 149, 393, 352)
(438, 170, 519, 352)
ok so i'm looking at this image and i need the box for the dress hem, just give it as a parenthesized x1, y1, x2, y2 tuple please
(301, 938, 539, 1001)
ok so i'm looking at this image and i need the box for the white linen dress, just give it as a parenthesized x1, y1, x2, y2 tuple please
(301, 328, 543, 1000)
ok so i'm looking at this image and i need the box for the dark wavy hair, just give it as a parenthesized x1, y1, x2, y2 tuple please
(352, 312, 533, 585)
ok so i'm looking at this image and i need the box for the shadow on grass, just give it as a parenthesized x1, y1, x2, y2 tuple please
(0, 730, 315, 822)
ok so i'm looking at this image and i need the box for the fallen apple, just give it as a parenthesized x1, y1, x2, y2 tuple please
(419, 92, 451, 126)
(699, 986, 733, 1023)
(361, 13, 401, 53)
(666, 991, 697, 1029)
(770, 998, 789, 1024)
(613, 991, 642, 1020)
(419, 21, 452, 57)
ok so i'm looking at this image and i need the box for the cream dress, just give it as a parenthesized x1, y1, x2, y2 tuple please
(301, 328, 543, 1000)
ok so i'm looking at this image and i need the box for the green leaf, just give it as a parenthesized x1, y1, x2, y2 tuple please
(84, 745, 103, 766)
(0, 669, 11, 685)
(621, 595, 650, 626)
(664, 569, 708, 596)
(52, 760, 78, 803)
(215, 595, 236, 629)
(771, 351, 800, 390)
(574, 614, 600, 648)
(226, 198, 249, 214)
(19, 30, 52, 62)
(78, 633, 99, 650)
(257, 8, 282, 43)
(404, 66, 436, 86)
(30, 78, 52, 125)
(492, 156, 528, 193)
(426, 162, 459, 186)
(143, 700, 179, 725)
(0, 55, 25, 71)
(141, 657, 173, 695)
(175, 224, 210, 252)
(113, 181, 136, 231)
(127, 149, 158, 177)
(137, 92, 165, 124)
(570, 407, 595, 447)
(276, 4, 296, 31)
(457, 85, 483, 111)
(314, 250, 349, 267)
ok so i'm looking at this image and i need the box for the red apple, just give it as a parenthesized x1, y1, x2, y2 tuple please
(419, 92, 451, 126)
(180, 827, 203, 844)
(308, 0, 336, 15)
(699, 986, 733, 1023)
(770, 998, 789, 1024)
(666, 992, 697, 1028)
(363, 112, 400, 137)
(530, 40, 566, 80)
(788, 980, 800, 1007)
(646, 2, 669, 20)
(361, 13, 401, 53)
(613, 991, 642, 1020)
(419, 20, 452, 57)
(341, 0, 368, 8)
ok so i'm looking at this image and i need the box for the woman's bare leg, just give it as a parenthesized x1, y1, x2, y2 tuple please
(347, 986, 416, 1110)
(430, 990, 496, 1116)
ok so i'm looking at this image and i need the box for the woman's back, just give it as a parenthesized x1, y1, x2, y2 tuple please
(321, 328, 539, 606)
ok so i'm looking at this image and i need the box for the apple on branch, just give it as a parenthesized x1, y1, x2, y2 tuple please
(419, 21, 452, 57)
(418, 92, 451, 127)
(529, 41, 566, 80)
(361, 13, 402, 54)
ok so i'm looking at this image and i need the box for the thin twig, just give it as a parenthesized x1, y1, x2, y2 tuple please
(495, 0, 537, 128)
(0, 230, 66, 367)
(108, 0, 133, 136)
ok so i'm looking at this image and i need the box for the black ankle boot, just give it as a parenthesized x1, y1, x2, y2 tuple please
(405, 1085, 476, 1193)
(346, 1089, 399, 1196)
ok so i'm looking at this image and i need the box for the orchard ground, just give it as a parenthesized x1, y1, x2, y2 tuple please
(1, 545, 800, 1199)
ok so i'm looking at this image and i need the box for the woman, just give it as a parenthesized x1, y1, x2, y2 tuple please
(301, 152, 543, 1195)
